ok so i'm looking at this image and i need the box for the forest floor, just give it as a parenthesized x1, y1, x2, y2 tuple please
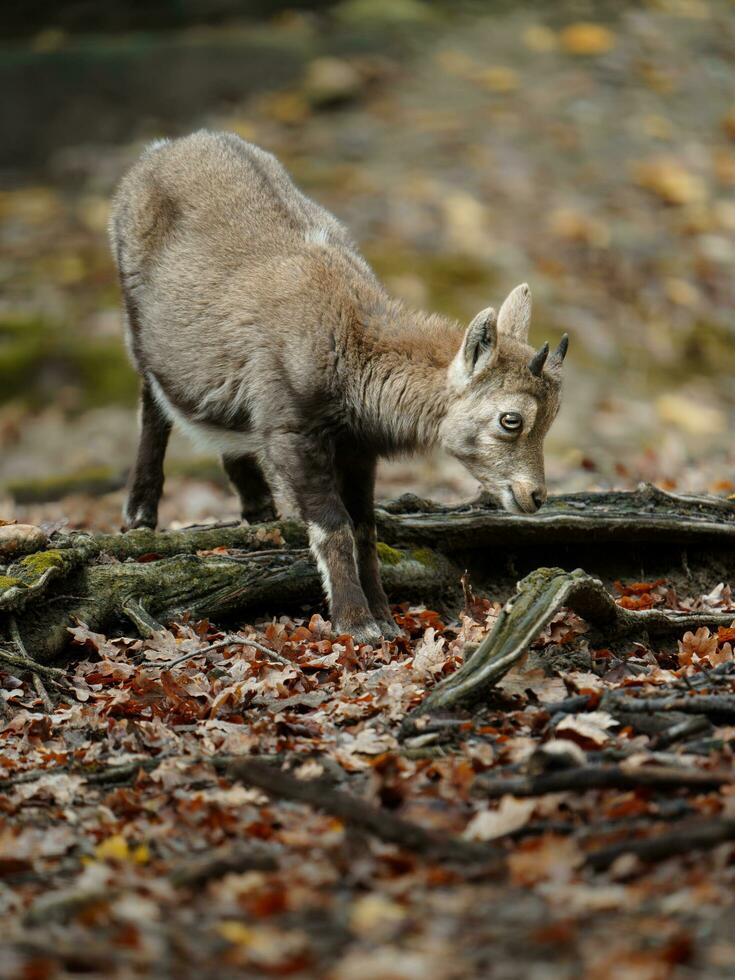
(1, 497, 735, 978)
(2, 2, 735, 977)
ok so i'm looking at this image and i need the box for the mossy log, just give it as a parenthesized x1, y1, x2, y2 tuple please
(1, 484, 734, 665)
(1, 543, 457, 664)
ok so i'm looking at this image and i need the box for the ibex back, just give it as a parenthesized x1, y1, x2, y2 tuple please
(110, 130, 567, 643)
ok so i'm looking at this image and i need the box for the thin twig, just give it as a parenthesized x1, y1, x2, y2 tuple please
(0, 646, 67, 684)
(169, 843, 278, 887)
(32, 673, 53, 713)
(653, 715, 712, 749)
(607, 693, 735, 720)
(165, 634, 299, 671)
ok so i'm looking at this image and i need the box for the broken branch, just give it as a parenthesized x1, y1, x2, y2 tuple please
(406, 567, 735, 719)
(225, 757, 500, 867)
(475, 763, 731, 799)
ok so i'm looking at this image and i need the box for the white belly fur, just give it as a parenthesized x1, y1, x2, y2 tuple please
(147, 372, 262, 458)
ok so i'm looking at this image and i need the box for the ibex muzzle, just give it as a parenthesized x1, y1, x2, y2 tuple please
(110, 131, 567, 644)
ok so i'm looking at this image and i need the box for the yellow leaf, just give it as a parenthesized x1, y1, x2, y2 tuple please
(656, 394, 726, 435)
(474, 66, 518, 93)
(225, 118, 259, 141)
(522, 25, 557, 53)
(263, 91, 310, 125)
(350, 894, 406, 936)
(218, 921, 255, 946)
(722, 108, 735, 140)
(633, 158, 707, 206)
(435, 48, 476, 78)
(95, 834, 129, 862)
(132, 843, 150, 864)
(548, 208, 610, 247)
(664, 278, 700, 307)
(560, 22, 615, 55)
(94, 835, 149, 863)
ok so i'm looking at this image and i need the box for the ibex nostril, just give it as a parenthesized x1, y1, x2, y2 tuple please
(531, 489, 545, 510)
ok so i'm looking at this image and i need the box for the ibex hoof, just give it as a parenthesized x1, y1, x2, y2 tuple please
(335, 614, 383, 646)
(376, 618, 402, 641)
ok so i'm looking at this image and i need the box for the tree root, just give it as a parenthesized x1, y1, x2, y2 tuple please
(1, 544, 456, 663)
(3, 617, 70, 707)
(377, 483, 735, 550)
(405, 567, 735, 721)
(2, 485, 734, 664)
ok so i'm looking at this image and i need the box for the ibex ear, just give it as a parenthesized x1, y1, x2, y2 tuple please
(497, 283, 532, 342)
(450, 307, 497, 389)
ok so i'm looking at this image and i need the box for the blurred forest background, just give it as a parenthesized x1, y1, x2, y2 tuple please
(2, 0, 734, 529)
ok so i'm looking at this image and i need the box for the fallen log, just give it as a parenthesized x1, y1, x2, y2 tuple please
(0, 542, 457, 663)
(0, 486, 733, 664)
(377, 483, 735, 549)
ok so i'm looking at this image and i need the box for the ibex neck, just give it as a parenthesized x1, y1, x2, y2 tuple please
(348, 299, 459, 453)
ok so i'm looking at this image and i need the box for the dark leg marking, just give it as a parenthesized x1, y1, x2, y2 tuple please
(222, 454, 276, 523)
(124, 381, 171, 529)
(259, 432, 381, 644)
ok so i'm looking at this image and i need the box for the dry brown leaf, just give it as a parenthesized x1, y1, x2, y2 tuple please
(555, 710, 619, 748)
(508, 834, 584, 885)
(463, 796, 535, 841)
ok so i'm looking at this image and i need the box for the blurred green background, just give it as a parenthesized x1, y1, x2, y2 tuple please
(1, 0, 734, 527)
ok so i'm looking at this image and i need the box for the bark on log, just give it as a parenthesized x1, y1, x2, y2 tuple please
(376, 483, 735, 549)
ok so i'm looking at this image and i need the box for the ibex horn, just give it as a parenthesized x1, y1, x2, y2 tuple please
(549, 333, 569, 366)
(528, 341, 549, 377)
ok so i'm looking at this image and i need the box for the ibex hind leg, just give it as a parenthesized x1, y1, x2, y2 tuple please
(124, 380, 172, 529)
(222, 454, 276, 523)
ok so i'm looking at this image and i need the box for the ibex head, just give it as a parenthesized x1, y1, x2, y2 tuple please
(440, 283, 567, 514)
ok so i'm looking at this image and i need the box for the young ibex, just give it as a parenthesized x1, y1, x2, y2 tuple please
(110, 131, 567, 643)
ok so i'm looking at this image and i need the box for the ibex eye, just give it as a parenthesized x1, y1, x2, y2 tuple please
(499, 412, 523, 433)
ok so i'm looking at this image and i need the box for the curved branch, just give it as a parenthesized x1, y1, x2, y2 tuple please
(406, 567, 735, 720)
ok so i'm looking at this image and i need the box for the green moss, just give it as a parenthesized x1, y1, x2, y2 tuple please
(409, 547, 439, 568)
(335, 0, 436, 28)
(11, 549, 73, 587)
(376, 541, 403, 566)
(0, 575, 23, 590)
(18, 549, 65, 573)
